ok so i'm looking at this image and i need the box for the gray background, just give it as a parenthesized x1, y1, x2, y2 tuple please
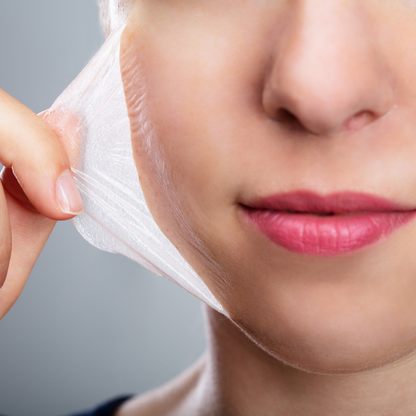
(0, 1, 206, 415)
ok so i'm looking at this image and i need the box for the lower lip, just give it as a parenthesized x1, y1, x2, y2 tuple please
(243, 209, 416, 256)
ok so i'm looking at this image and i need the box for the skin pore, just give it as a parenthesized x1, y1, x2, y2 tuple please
(114, 0, 416, 414)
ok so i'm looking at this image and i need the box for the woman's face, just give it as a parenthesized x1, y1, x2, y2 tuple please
(120, 0, 416, 374)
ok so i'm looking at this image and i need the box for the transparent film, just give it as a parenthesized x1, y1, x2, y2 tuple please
(46, 25, 225, 315)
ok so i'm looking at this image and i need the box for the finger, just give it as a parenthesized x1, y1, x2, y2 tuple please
(0, 184, 55, 319)
(40, 108, 82, 170)
(0, 88, 83, 219)
(0, 180, 11, 288)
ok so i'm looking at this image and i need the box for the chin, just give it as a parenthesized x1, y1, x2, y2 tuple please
(230, 301, 416, 375)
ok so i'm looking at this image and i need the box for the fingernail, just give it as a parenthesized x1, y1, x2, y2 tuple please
(56, 170, 83, 215)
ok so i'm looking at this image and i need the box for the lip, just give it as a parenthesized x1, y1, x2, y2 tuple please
(241, 191, 416, 256)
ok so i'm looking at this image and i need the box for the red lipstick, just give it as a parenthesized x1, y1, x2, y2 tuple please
(242, 192, 416, 256)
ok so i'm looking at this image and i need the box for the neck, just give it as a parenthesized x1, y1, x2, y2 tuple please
(195, 306, 416, 416)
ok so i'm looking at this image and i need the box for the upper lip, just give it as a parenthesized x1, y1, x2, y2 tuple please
(242, 191, 415, 214)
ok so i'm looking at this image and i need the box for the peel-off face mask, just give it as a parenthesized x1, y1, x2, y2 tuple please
(45, 19, 225, 315)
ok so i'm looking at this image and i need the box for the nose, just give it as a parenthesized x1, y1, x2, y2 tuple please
(262, 1, 394, 136)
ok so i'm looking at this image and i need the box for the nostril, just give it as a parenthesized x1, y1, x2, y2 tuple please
(274, 108, 377, 135)
(275, 108, 303, 130)
(344, 111, 375, 132)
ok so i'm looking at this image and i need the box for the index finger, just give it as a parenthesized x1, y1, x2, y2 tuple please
(0, 88, 83, 219)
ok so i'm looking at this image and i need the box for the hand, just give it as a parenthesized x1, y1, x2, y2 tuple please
(0, 88, 83, 319)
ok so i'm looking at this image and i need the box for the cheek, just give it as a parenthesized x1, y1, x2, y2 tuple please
(119, 10, 272, 301)
(119, 22, 240, 301)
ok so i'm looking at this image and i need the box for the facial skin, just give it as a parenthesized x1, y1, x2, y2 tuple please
(119, 0, 416, 375)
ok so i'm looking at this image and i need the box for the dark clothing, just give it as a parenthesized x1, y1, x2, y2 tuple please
(70, 396, 133, 416)
(0, 395, 133, 416)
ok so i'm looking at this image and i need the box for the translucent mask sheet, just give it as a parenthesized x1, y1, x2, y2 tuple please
(46, 25, 225, 315)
